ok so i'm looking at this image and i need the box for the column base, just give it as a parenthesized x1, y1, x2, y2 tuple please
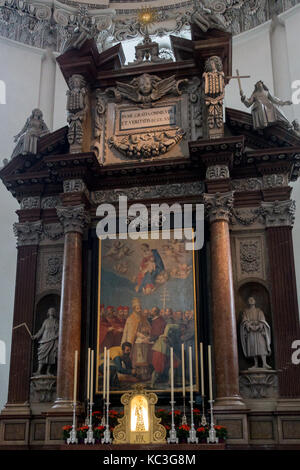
(0, 402, 31, 416)
(214, 395, 246, 410)
(50, 398, 83, 413)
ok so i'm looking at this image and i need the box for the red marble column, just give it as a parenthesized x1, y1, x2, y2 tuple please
(6, 221, 42, 404)
(204, 192, 245, 408)
(263, 200, 300, 397)
(53, 204, 89, 408)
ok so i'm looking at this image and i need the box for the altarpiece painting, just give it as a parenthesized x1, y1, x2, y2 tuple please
(96, 233, 199, 394)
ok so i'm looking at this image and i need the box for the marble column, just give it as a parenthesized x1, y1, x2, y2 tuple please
(204, 192, 245, 409)
(7, 221, 42, 404)
(52, 205, 89, 409)
(262, 199, 300, 397)
(270, 16, 294, 122)
(38, 47, 56, 131)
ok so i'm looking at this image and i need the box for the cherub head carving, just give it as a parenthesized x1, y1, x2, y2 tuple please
(131, 74, 156, 96)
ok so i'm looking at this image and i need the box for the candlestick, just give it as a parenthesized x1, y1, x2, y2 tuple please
(181, 343, 185, 397)
(187, 346, 198, 443)
(101, 347, 107, 426)
(181, 344, 187, 425)
(73, 350, 78, 404)
(207, 400, 218, 444)
(199, 342, 207, 426)
(102, 348, 112, 444)
(167, 347, 178, 444)
(208, 345, 213, 402)
(87, 347, 91, 399)
(67, 351, 78, 444)
(85, 349, 95, 444)
(200, 342, 204, 396)
(170, 347, 174, 403)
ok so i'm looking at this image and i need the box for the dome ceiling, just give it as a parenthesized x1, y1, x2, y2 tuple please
(0, 0, 299, 53)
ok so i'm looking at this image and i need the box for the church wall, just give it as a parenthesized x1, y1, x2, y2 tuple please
(1, 7, 300, 420)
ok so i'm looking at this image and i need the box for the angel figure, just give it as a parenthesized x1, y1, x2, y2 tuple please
(241, 80, 292, 129)
(114, 73, 188, 105)
(11, 109, 49, 159)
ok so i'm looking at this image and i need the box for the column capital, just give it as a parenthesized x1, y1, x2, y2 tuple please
(13, 220, 43, 247)
(261, 199, 295, 228)
(204, 191, 234, 223)
(56, 204, 90, 234)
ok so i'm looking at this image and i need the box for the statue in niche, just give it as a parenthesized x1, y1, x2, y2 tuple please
(111, 73, 188, 106)
(67, 74, 88, 149)
(203, 56, 225, 135)
(240, 297, 272, 370)
(240, 80, 292, 129)
(11, 108, 49, 159)
(33, 307, 59, 376)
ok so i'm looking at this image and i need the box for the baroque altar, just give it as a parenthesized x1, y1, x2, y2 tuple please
(1, 18, 300, 451)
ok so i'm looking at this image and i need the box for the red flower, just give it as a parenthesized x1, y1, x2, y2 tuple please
(164, 425, 171, 430)
(109, 410, 118, 415)
(193, 408, 201, 414)
(157, 409, 166, 413)
(95, 426, 105, 431)
(93, 411, 101, 415)
(62, 425, 72, 431)
(197, 427, 205, 432)
(179, 424, 191, 431)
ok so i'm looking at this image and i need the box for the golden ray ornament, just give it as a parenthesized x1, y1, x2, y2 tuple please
(113, 385, 166, 444)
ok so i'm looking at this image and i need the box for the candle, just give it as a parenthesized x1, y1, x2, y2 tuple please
(200, 342, 204, 396)
(208, 345, 213, 401)
(170, 347, 174, 403)
(107, 349, 110, 404)
(87, 347, 91, 399)
(73, 350, 78, 404)
(181, 343, 185, 397)
(103, 347, 107, 400)
(90, 349, 94, 403)
(189, 346, 193, 404)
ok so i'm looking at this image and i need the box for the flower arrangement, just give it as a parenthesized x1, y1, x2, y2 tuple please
(62, 425, 72, 441)
(177, 424, 191, 441)
(62, 409, 228, 444)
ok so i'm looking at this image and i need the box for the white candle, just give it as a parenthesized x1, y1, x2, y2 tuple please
(103, 347, 107, 400)
(181, 343, 185, 398)
(170, 347, 174, 402)
(90, 349, 94, 403)
(208, 345, 213, 401)
(200, 342, 204, 396)
(73, 350, 78, 404)
(107, 349, 110, 404)
(189, 346, 193, 404)
(87, 347, 91, 400)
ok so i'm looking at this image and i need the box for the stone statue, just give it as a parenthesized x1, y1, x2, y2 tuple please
(202, 56, 225, 137)
(11, 108, 49, 159)
(66, 74, 88, 151)
(33, 307, 59, 376)
(241, 80, 292, 129)
(111, 73, 188, 106)
(240, 297, 272, 370)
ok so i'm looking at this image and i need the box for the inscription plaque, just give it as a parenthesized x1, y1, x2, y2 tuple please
(119, 105, 176, 131)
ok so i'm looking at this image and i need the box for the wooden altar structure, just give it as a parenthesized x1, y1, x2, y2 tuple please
(1, 24, 300, 450)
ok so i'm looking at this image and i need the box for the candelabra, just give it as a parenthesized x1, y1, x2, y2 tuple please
(84, 398, 95, 444)
(181, 396, 187, 425)
(101, 398, 112, 444)
(167, 400, 178, 443)
(200, 394, 207, 427)
(187, 397, 198, 443)
(207, 400, 219, 444)
(67, 401, 78, 444)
